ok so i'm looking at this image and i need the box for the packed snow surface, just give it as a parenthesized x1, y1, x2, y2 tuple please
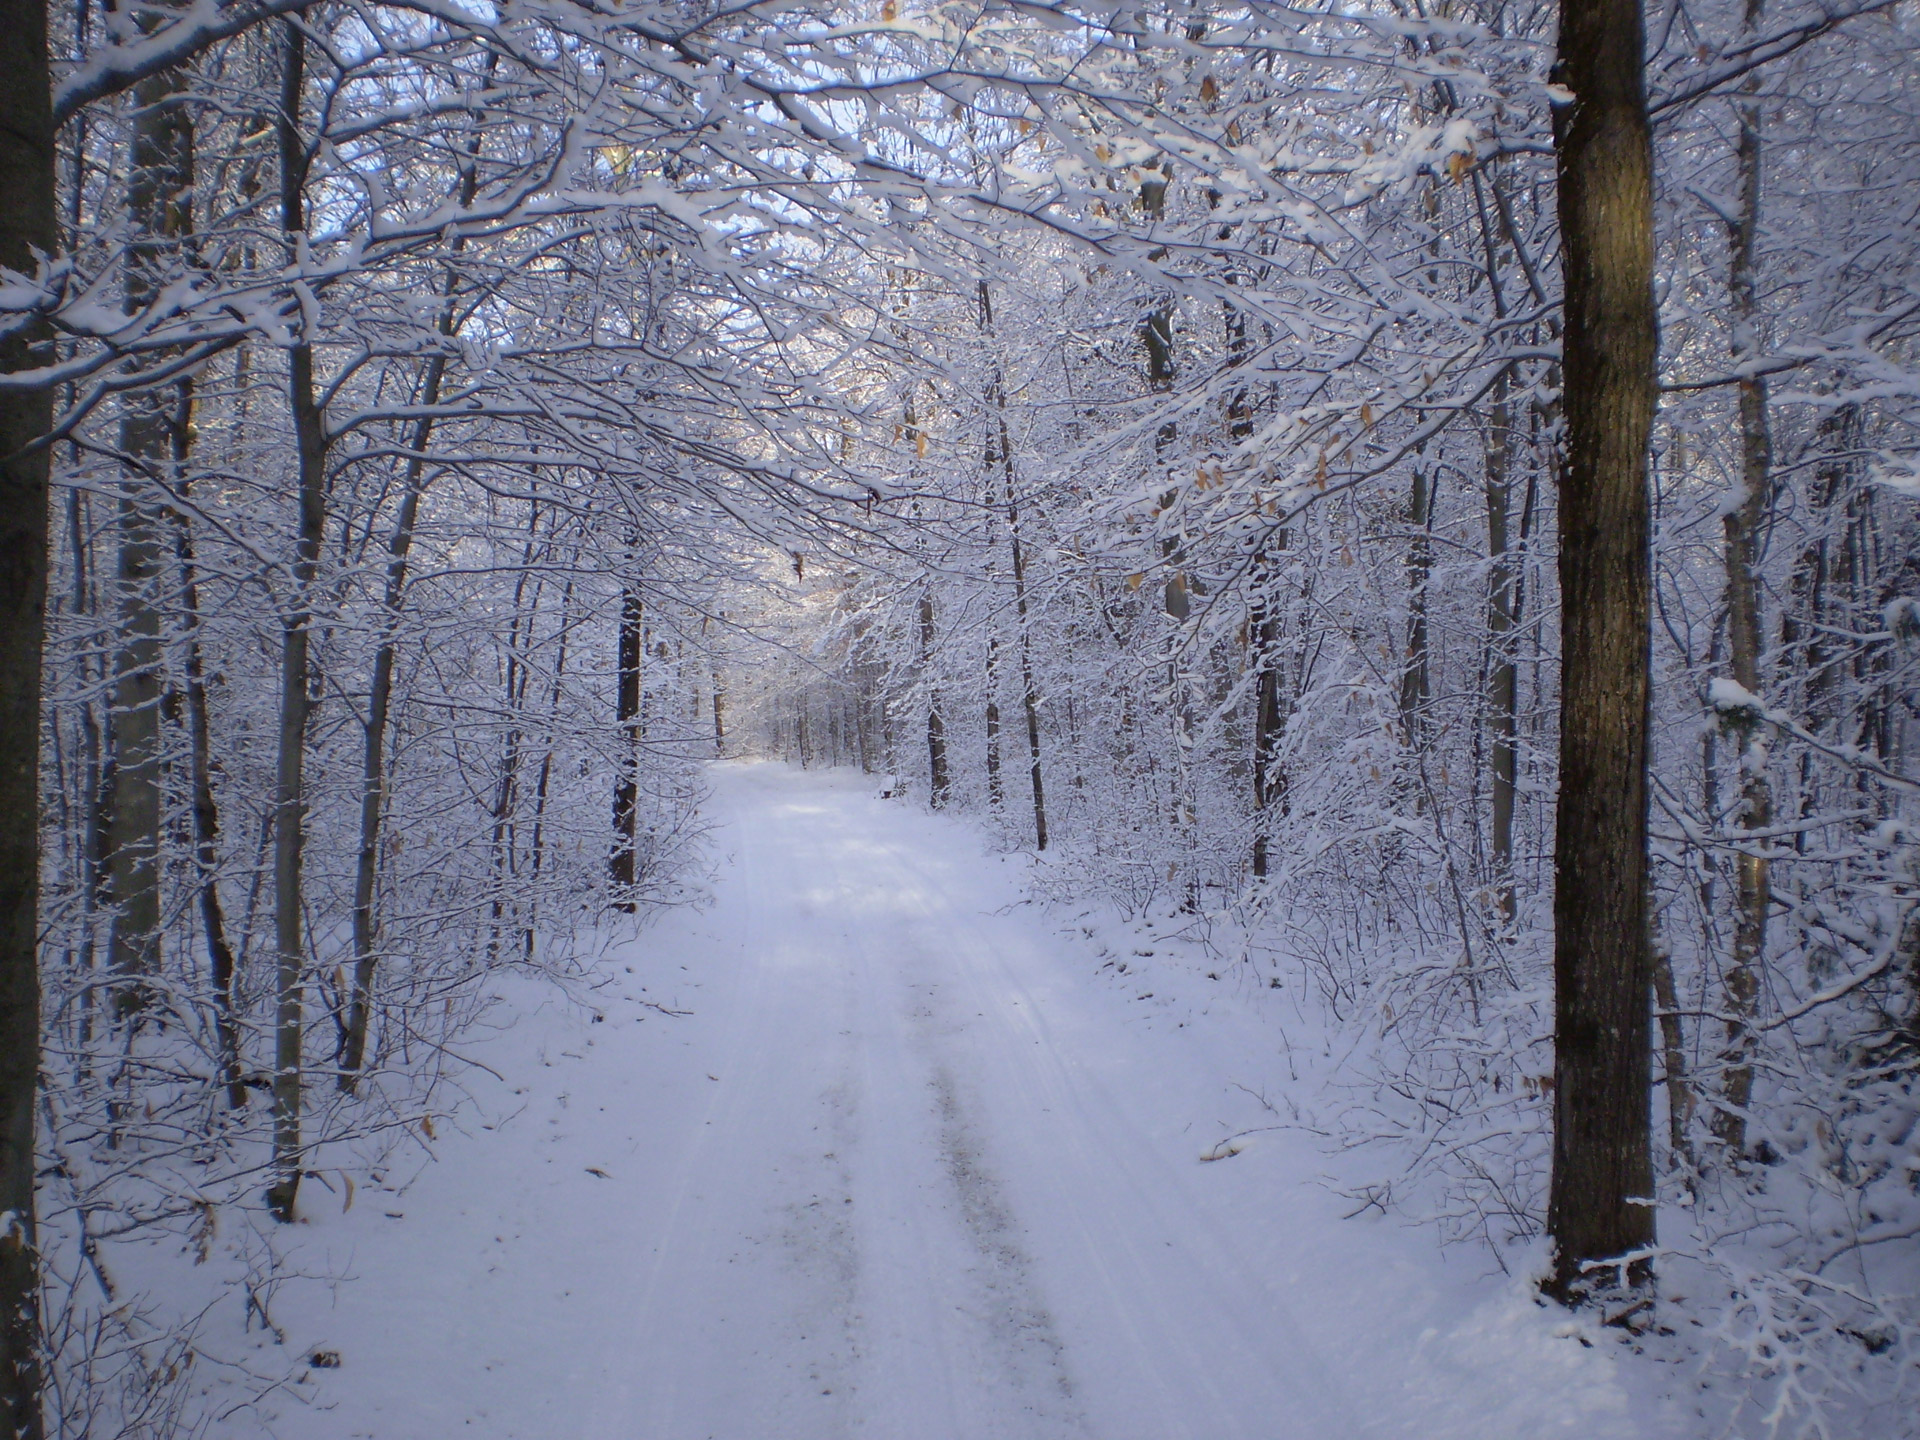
(263, 762, 1677, 1439)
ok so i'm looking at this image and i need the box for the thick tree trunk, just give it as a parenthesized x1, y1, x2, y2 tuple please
(268, 23, 324, 1221)
(0, 0, 53, 1419)
(1714, 0, 1772, 1156)
(106, 56, 195, 1018)
(1545, 0, 1659, 1298)
(103, 496, 165, 1015)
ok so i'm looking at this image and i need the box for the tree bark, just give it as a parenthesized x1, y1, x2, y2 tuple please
(521, 575, 575, 959)
(1713, 0, 1772, 1156)
(0, 0, 53, 1418)
(1545, 0, 1659, 1298)
(1250, 580, 1283, 879)
(1001, 435, 1048, 851)
(1400, 465, 1434, 752)
(268, 21, 324, 1222)
(984, 627, 1005, 810)
(1652, 940, 1696, 1172)
(106, 50, 196, 1018)
(978, 283, 1046, 848)
(610, 575, 643, 905)
(341, 101, 484, 1084)
(172, 469, 246, 1111)
(919, 594, 949, 808)
(1485, 372, 1520, 922)
(1249, 522, 1300, 879)
(340, 355, 443, 1087)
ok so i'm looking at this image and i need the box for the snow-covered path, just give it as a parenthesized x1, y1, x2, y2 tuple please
(267, 763, 1671, 1440)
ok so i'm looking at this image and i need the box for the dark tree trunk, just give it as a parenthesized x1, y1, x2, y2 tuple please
(1250, 563, 1286, 878)
(342, 105, 483, 1085)
(977, 282, 1045, 847)
(919, 595, 949, 808)
(610, 578, 643, 906)
(268, 22, 324, 1222)
(0, 0, 52, 1420)
(1399, 465, 1433, 752)
(341, 354, 443, 1087)
(522, 575, 575, 959)
(173, 477, 246, 1111)
(1485, 373, 1520, 922)
(1545, 0, 1659, 1299)
(1714, 0, 1772, 1155)
(1001, 434, 1048, 851)
(984, 627, 1005, 810)
(1249, 522, 1296, 878)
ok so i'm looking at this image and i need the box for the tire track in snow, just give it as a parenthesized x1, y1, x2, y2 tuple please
(872, 827, 1364, 1440)
(926, 1063, 1083, 1421)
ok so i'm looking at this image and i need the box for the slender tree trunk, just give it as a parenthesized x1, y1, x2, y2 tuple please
(341, 108, 483, 1083)
(854, 674, 872, 773)
(1251, 581, 1283, 879)
(1003, 444, 1048, 851)
(978, 282, 1046, 846)
(1400, 465, 1434, 750)
(984, 624, 1005, 810)
(522, 575, 575, 960)
(1714, 0, 1772, 1155)
(1485, 372, 1520, 921)
(1241, 331, 1286, 879)
(0, 0, 53, 1418)
(106, 54, 195, 1018)
(340, 359, 443, 1087)
(1544, 0, 1659, 1298)
(488, 578, 534, 948)
(1652, 940, 1696, 1172)
(138, 86, 237, 1105)
(268, 23, 324, 1222)
(69, 490, 106, 1071)
(919, 594, 949, 808)
(1250, 518, 1298, 879)
(610, 575, 643, 907)
(172, 474, 245, 1110)
(983, 428, 1013, 817)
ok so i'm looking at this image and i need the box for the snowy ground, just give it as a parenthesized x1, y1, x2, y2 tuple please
(252, 761, 1682, 1439)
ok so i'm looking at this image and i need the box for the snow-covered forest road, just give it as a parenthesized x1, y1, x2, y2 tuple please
(267, 764, 1672, 1440)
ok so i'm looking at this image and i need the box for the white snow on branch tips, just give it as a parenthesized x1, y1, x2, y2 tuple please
(1708, 677, 1762, 715)
(1869, 452, 1920, 499)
